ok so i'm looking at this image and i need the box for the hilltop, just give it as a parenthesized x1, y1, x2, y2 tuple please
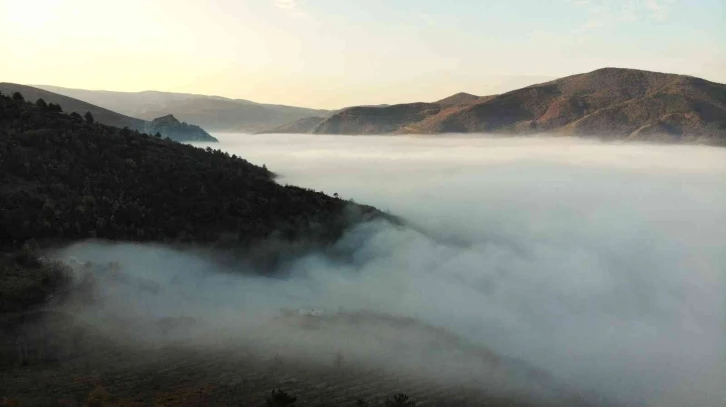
(435, 92, 491, 106)
(38, 85, 332, 133)
(0, 83, 217, 142)
(311, 68, 726, 145)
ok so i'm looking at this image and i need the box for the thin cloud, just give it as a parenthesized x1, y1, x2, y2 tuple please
(643, 0, 675, 21)
(274, 0, 299, 11)
(571, 0, 677, 28)
(575, 19, 605, 33)
(273, 0, 309, 18)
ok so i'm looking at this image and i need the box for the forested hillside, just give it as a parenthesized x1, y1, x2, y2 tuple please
(0, 90, 381, 249)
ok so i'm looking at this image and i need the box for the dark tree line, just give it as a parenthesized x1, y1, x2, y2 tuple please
(265, 389, 417, 407)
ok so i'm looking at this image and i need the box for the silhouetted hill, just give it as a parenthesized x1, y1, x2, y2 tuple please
(312, 68, 726, 145)
(0, 83, 145, 129)
(0, 91, 382, 252)
(37, 85, 332, 133)
(0, 83, 217, 142)
(256, 116, 327, 134)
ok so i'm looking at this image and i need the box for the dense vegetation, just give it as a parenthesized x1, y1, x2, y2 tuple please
(0, 91, 380, 250)
(0, 248, 69, 314)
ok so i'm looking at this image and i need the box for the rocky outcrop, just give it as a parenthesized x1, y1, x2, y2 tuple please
(312, 68, 726, 145)
(146, 114, 217, 142)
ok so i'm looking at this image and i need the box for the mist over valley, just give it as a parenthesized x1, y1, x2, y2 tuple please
(2, 0, 724, 404)
(16, 133, 722, 407)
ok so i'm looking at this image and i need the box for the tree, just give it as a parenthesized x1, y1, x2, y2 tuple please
(48, 103, 63, 112)
(35, 98, 48, 109)
(334, 351, 344, 368)
(154, 132, 162, 138)
(12, 92, 23, 101)
(85, 111, 95, 124)
(69, 112, 83, 121)
(266, 389, 297, 407)
(384, 394, 416, 407)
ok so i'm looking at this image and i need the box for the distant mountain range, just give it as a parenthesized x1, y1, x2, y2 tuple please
(0, 83, 216, 142)
(304, 68, 726, 145)
(9, 68, 725, 145)
(36, 85, 331, 133)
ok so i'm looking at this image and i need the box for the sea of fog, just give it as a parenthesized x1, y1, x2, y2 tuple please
(60, 134, 726, 407)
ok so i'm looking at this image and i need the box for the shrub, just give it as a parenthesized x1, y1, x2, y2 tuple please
(265, 389, 297, 407)
(85, 385, 110, 407)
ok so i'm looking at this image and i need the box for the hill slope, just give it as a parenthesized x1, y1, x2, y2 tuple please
(312, 68, 726, 144)
(0, 83, 146, 130)
(0, 91, 381, 251)
(255, 116, 327, 134)
(0, 83, 217, 142)
(38, 85, 332, 133)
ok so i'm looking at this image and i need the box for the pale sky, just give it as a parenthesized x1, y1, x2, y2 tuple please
(1, 0, 724, 108)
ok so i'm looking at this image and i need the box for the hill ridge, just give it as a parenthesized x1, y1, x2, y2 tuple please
(310, 68, 725, 144)
(36, 85, 332, 133)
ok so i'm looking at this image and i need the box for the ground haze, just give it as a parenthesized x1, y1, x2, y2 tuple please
(54, 133, 722, 407)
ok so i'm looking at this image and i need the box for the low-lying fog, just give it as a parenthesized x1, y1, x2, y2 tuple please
(61, 134, 726, 407)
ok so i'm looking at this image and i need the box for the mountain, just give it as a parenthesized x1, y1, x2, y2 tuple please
(0, 83, 217, 142)
(37, 85, 332, 133)
(312, 68, 726, 145)
(256, 116, 327, 134)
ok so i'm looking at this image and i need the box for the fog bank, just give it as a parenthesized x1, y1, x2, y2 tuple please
(60, 135, 725, 407)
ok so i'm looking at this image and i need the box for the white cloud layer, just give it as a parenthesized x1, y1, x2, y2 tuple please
(58, 135, 726, 407)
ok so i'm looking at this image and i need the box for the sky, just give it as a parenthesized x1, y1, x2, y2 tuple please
(0, 0, 724, 108)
